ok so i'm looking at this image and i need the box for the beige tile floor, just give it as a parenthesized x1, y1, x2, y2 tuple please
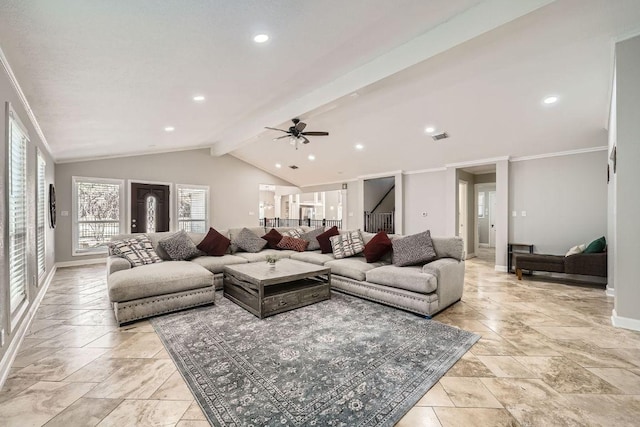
(1, 250, 640, 426)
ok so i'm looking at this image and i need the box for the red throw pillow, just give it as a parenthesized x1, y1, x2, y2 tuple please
(261, 228, 283, 249)
(196, 227, 230, 256)
(363, 231, 393, 263)
(277, 236, 309, 252)
(316, 226, 340, 254)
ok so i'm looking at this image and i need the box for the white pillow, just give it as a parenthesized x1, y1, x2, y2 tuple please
(565, 244, 586, 257)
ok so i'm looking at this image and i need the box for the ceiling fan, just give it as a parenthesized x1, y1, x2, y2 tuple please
(265, 118, 329, 149)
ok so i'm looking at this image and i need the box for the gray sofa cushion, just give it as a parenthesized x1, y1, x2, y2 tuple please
(392, 230, 437, 266)
(107, 255, 131, 275)
(366, 265, 437, 294)
(159, 230, 202, 260)
(234, 249, 296, 263)
(325, 257, 385, 281)
(108, 261, 213, 302)
(290, 250, 335, 265)
(190, 255, 248, 274)
(432, 236, 465, 261)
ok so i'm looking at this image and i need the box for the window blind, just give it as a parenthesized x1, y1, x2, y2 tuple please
(177, 186, 208, 233)
(74, 179, 122, 253)
(37, 151, 46, 276)
(9, 117, 28, 312)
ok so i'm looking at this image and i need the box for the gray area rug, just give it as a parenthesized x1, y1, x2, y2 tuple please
(152, 292, 479, 427)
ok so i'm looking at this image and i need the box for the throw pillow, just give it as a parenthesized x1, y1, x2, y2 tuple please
(261, 228, 283, 249)
(363, 231, 393, 263)
(392, 230, 437, 267)
(109, 237, 160, 267)
(316, 226, 340, 254)
(299, 227, 325, 251)
(159, 230, 202, 260)
(197, 227, 231, 256)
(233, 227, 268, 253)
(330, 230, 365, 259)
(584, 236, 606, 254)
(565, 243, 586, 257)
(136, 234, 162, 264)
(277, 236, 309, 252)
(284, 227, 305, 238)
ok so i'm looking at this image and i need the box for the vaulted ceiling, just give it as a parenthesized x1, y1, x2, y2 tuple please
(1, 0, 639, 186)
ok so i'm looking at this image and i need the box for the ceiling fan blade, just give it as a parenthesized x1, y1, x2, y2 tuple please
(301, 131, 329, 136)
(300, 136, 310, 144)
(265, 126, 288, 133)
(295, 121, 307, 132)
(273, 135, 290, 140)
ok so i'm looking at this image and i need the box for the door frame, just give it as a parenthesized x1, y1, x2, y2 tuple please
(458, 179, 468, 257)
(127, 179, 174, 233)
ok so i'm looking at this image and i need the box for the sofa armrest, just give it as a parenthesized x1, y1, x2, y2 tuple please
(422, 258, 465, 309)
(107, 256, 131, 276)
(564, 252, 607, 277)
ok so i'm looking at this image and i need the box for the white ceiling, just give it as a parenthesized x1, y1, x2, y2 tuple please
(2, 1, 640, 187)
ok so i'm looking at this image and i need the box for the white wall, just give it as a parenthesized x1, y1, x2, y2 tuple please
(54, 149, 293, 263)
(509, 150, 607, 255)
(403, 170, 447, 236)
(613, 35, 640, 329)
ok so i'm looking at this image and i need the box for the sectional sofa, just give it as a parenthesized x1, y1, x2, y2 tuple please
(106, 227, 465, 324)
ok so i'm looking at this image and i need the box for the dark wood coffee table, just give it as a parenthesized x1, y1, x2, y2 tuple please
(223, 259, 331, 318)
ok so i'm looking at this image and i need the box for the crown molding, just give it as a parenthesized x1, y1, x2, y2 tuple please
(356, 170, 404, 180)
(0, 46, 54, 160)
(510, 146, 607, 162)
(55, 144, 217, 164)
(404, 167, 447, 175)
(445, 156, 510, 169)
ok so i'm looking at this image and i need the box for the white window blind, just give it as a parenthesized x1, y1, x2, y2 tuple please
(73, 177, 124, 254)
(9, 113, 28, 313)
(177, 185, 208, 233)
(37, 151, 46, 276)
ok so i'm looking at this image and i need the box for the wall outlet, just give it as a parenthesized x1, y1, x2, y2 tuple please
(248, 211, 255, 216)
(348, 212, 354, 217)
(521, 211, 527, 217)
(0, 329, 5, 347)
(512, 211, 517, 217)
(421, 212, 428, 217)
(60, 210, 69, 217)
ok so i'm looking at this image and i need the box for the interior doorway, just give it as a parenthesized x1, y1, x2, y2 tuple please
(130, 182, 170, 233)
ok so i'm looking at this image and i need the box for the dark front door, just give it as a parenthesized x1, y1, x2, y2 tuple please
(131, 183, 170, 233)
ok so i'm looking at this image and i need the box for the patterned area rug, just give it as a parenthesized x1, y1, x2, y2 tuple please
(152, 292, 479, 427)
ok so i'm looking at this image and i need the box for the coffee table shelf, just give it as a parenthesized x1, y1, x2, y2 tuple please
(223, 259, 331, 318)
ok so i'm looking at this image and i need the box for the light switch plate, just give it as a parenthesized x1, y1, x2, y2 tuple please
(61, 211, 69, 217)
(521, 211, 527, 217)
(512, 211, 517, 217)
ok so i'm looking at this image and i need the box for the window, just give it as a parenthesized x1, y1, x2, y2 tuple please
(73, 177, 125, 255)
(477, 192, 485, 218)
(37, 150, 46, 277)
(8, 107, 28, 313)
(177, 185, 209, 233)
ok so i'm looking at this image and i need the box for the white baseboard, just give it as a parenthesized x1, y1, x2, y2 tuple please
(494, 265, 508, 272)
(0, 266, 57, 389)
(479, 243, 489, 248)
(56, 258, 106, 268)
(611, 309, 640, 332)
(606, 286, 615, 297)
(466, 252, 476, 259)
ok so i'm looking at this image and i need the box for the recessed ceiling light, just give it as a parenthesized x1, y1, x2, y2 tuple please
(355, 144, 364, 150)
(254, 34, 269, 43)
(275, 163, 281, 169)
(164, 126, 175, 132)
(425, 126, 435, 134)
(543, 95, 558, 104)
(193, 95, 205, 102)
(308, 154, 316, 161)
